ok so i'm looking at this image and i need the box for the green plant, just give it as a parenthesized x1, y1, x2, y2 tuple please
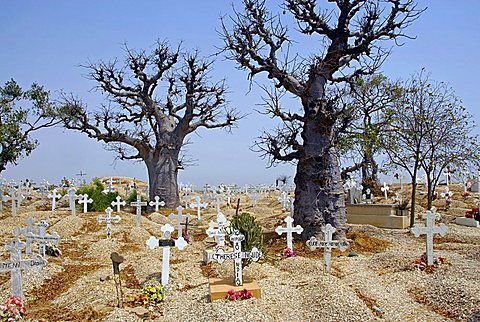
(125, 189, 138, 204)
(76, 178, 118, 212)
(126, 285, 165, 307)
(229, 212, 265, 266)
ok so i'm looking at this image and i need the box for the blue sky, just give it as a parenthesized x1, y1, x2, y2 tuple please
(1, 1, 479, 187)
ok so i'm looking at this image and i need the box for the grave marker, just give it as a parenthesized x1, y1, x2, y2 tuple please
(306, 224, 349, 273)
(249, 192, 259, 207)
(102, 177, 116, 194)
(97, 207, 121, 239)
(13, 217, 35, 255)
(381, 182, 390, 200)
(211, 230, 262, 286)
(110, 252, 124, 308)
(111, 195, 126, 213)
(168, 206, 191, 240)
(146, 223, 188, 286)
(78, 194, 93, 213)
(65, 187, 79, 215)
(206, 213, 230, 247)
(189, 196, 208, 220)
(275, 216, 303, 251)
(130, 195, 147, 227)
(48, 189, 62, 211)
(4, 188, 21, 217)
(26, 220, 60, 258)
(278, 191, 290, 210)
(411, 209, 448, 265)
(0, 238, 46, 301)
(149, 196, 165, 212)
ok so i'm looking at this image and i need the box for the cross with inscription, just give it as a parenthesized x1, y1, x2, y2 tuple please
(0, 238, 46, 301)
(48, 189, 62, 211)
(206, 213, 230, 247)
(130, 194, 147, 227)
(211, 230, 262, 286)
(306, 224, 349, 273)
(169, 206, 191, 240)
(111, 195, 126, 213)
(26, 220, 60, 258)
(97, 207, 121, 239)
(411, 208, 448, 265)
(146, 223, 188, 286)
(149, 195, 165, 212)
(275, 216, 303, 251)
(189, 196, 208, 220)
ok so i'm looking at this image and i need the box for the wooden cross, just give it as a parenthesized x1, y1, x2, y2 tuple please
(381, 182, 390, 200)
(102, 177, 116, 194)
(0, 238, 46, 302)
(78, 194, 93, 213)
(65, 187, 79, 215)
(411, 209, 448, 265)
(146, 223, 188, 286)
(26, 220, 60, 258)
(168, 206, 191, 240)
(189, 196, 208, 220)
(48, 189, 62, 211)
(97, 207, 121, 239)
(111, 195, 126, 213)
(306, 224, 349, 273)
(206, 213, 230, 247)
(149, 195, 166, 212)
(275, 216, 303, 251)
(130, 195, 147, 227)
(212, 230, 262, 286)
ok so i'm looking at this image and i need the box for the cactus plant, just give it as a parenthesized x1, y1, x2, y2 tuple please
(229, 212, 265, 266)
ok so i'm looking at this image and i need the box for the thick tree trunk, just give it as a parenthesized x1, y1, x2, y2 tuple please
(293, 119, 347, 240)
(145, 147, 180, 209)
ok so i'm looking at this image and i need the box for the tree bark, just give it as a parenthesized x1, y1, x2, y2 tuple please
(145, 147, 180, 208)
(293, 118, 346, 240)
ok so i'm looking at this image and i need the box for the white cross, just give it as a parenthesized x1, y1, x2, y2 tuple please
(206, 213, 230, 247)
(130, 195, 147, 227)
(215, 194, 223, 214)
(13, 217, 35, 255)
(440, 187, 453, 200)
(39, 180, 49, 200)
(169, 206, 191, 240)
(278, 191, 290, 209)
(149, 196, 165, 212)
(275, 216, 303, 251)
(443, 169, 452, 187)
(189, 196, 208, 220)
(146, 223, 188, 286)
(26, 220, 60, 258)
(102, 177, 116, 194)
(97, 207, 121, 239)
(381, 182, 390, 200)
(0, 238, 46, 302)
(306, 224, 349, 273)
(111, 195, 126, 213)
(78, 194, 93, 213)
(249, 192, 259, 207)
(124, 184, 131, 197)
(48, 189, 62, 211)
(226, 187, 233, 206)
(212, 230, 262, 286)
(4, 188, 21, 217)
(411, 209, 448, 265)
(65, 187, 79, 215)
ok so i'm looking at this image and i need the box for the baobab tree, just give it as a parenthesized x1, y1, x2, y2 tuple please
(221, 0, 423, 238)
(60, 42, 241, 207)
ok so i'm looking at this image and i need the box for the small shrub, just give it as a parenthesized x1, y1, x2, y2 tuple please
(125, 189, 138, 204)
(229, 212, 265, 267)
(76, 178, 118, 212)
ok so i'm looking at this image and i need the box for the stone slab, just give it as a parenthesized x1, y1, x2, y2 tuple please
(455, 217, 479, 228)
(346, 204, 409, 229)
(209, 277, 261, 301)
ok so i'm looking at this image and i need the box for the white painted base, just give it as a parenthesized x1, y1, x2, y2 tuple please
(203, 249, 214, 263)
(455, 217, 479, 227)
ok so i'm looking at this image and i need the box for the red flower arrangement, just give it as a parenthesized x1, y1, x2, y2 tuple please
(283, 247, 298, 258)
(410, 253, 448, 272)
(225, 288, 254, 301)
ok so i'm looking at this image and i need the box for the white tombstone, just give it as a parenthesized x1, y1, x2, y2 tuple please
(206, 213, 230, 247)
(381, 182, 390, 200)
(275, 216, 303, 251)
(78, 194, 93, 213)
(278, 191, 290, 209)
(146, 223, 188, 286)
(130, 195, 147, 227)
(97, 207, 121, 239)
(306, 224, 349, 273)
(0, 238, 46, 301)
(65, 187, 79, 215)
(48, 189, 62, 211)
(149, 196, 165, 212)
(26, 220, 60, 258)
(189, 196, 208, 221)
(111, 195, 126, 213)
(212, 230, 262, 286)
(102, 177, 116, 194)
(169, 206, 191, 240)
(411, 209, 448, 265)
